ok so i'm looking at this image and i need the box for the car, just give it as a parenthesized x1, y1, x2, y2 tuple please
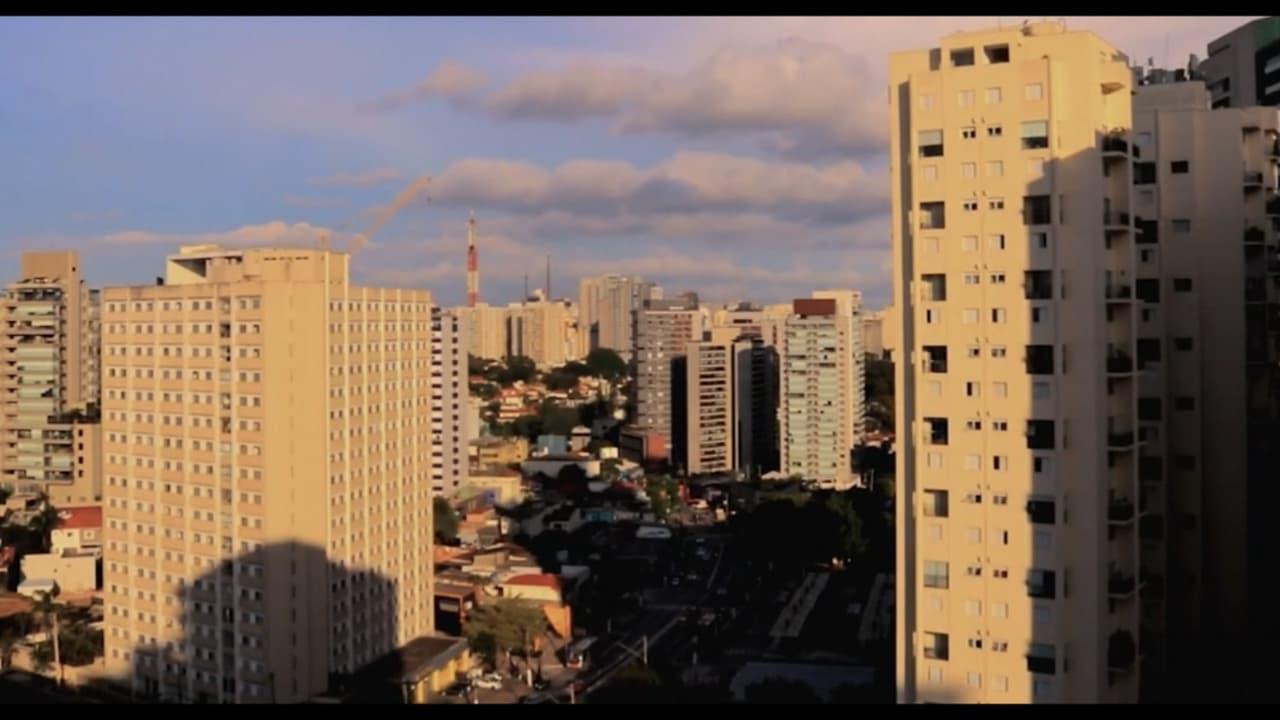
(443, 681, 471, 697)
(473, 675, 503, 690)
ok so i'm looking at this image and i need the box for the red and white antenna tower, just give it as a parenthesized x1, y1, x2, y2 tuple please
(466, 212, 479, 307)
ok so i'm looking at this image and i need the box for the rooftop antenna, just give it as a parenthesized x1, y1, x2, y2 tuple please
(466, 211, 479, 307)
(545, 254, 551, 301)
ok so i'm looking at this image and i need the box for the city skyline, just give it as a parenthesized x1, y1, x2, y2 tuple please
(0, 16, 1260, 309)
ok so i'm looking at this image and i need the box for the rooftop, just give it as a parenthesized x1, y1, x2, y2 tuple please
(351, 635, 469, 686)
(54, 506, 102, 531)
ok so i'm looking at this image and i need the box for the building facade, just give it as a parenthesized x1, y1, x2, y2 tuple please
(633, 294, 701, 466)
(779, 296, 860, 489)
(100, 245, 435, 703)
(891, 23, 1141, 702)
(577, 274, 656, 361)
(1130, 78, 1280, 700)
(1, 251, 103, 504)
(1200, 16, 1280, 108)
(431, 308, 470, 496)
(506, 294, 577, 369)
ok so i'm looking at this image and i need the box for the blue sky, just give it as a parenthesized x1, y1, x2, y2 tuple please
(0, 16, 1258, 309)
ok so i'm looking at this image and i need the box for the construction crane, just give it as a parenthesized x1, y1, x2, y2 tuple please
(342, 174, 433, 255)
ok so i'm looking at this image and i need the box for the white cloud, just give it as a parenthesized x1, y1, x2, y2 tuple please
(308, 167, 405, 188)
(426, 150, 887, 225)
(359, 59, 489, 113)
(97, 221, 343, 249)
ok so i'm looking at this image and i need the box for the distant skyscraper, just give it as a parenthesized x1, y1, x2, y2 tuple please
(1199, 16, 1280, 108)
(681, 334, 778, 478)
(432, 307, 470, 496)
(577, 274, 656, 361)
(0, 250, 102, 505)
(101, 245, 436, 703)
(506, 294, 577, 369)
(634, 293, 701, 465)
(779, 294, 862, 489)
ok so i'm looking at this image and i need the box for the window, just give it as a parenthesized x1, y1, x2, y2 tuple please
(1021, 120, 1049, 149)
(925, 308, 941, 324)
(983, 44, 1009, 63)
(989, 233, 1006, 250)
(961, 162, 977, 178)
(1031, 231, 1049, 249)
(993, 420, 1008, 431)
(924, 632, 950, 661)
(963, 199, 979, 211)
(964, 454, 981, 470)
(992, 455, 1007, 471)
(991, 308, 1007, 323)
(1172, 219, 1191, 233)
(928, 667, 943, 684)
(1171, 160, 1189, 174)
(922, 165, 938, 181)
(957, 89, 974, 108)
(985, 160, 1003, 177)
(1034, 530, 1054, 551)
(965, 381, 980, 397)
(924, 561, 949, 589)
(919, 94, 935, 110)
(927, 452, 943, 469)
(990, 272, 1006, 284)
(924, 237, 940, 253)
(1173, 277, 1193, 292)
(1027, 569, 1056, 599)
(987, 124, 1003, 137)
(1023, 194, 1051, 224)
(968, 636, 984, 649)
(1034, 456, 1051, 475)
(964, 272, 980, 285)
(965, 418, 982, 430)
(1134, 161, 1156, 185)
(919, 130, 944, 158)
(1027, 157, 1047, 178)
(966, 345, 981, 358)
(992, 382, 1007, 398)
(923, 490, 949, 517)
(963, 308, 979, 324)
(1034, 605, 1052, 626)
(1024, 82, 1044, 100)
(950, 47, 975, 67)
(967, 672, 982, 689)
(1140, 248, 1155, 263)
(967, 527, 982, 544)
(961, 126, 977, 140)
(985, 87, 1002, 104)
(992, 602, 1008, 618)
(962, 235, 978, 251)
(920, 201, 946, 229)
(988, 197, 1005, 210)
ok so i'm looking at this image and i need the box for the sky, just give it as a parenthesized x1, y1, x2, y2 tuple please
(0, 16, 1260, 310)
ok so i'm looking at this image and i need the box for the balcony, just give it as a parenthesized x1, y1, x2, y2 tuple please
(1108, 498, 1136, 525)
(1026, 653, 1057, 675)
(1105, 283, 1133, 302)
(1107, 630, 1137, 672)
(1108, 571, 1138, 598)
(1102, 134, 1129, 157)
(1245, 226, 1266, 245)
(1107, 351, 1135, 375)
(1268, 196, 1280, 216)
(1245, 170, 1264, 189)
(1024, 271, 1053, 300)
(1108, 429, 1136, 449)
(1103, 209, 1130, 230)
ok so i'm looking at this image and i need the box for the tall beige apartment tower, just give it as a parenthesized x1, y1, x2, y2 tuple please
(1, 251, 102, 505)
(1129, 77, 1280, 701)
(432, 308, 470, 496)
(100, 245, 435, 703)
(779, 294, 862, 489)
(891, 23, 1141, 703)
(577, 274, 656, 361)
(634, 293, 702, 465)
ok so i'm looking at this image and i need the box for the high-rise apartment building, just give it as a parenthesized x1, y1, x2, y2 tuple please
(1129, 78, 1280, 700)
(100, 245, 435, 703)
(1200, 16, 1280, 108)
(891, 23, 1140, 702)
(431, 308, 470, 496)
(1, 251, 102, 505)
(578, 274, 656, 361)
(457, 303, 509, 362)
(779, 294, 862, 489)
(506, 294, 577, 369)
(681, 334, 778, 478)
(634, 293, 701, 465)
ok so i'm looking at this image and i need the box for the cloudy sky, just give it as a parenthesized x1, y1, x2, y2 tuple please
(0, 16, 1258, 309)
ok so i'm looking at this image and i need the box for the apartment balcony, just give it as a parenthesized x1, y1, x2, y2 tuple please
(1108, 498, 1136, 525)
(1108, 429, 1137, 449)
(1025, 653, 1056, 675)
(1107, 630, 1137, 673)
(1244, 170, 1264, 189)
(1246, 226, 1267, 244)
(1103, 210, 1131, 231)
(1106, 351, 1135, 375)
(1105, 283, 1133, 303)
(1268, 195, 1280, 216)
(1108, 571, 1139, 599)
(1102, 134, 1130, 159)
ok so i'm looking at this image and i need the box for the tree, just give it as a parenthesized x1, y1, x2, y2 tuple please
(433, 497, 460, 544)
(511, 415, 544, 442)
(561, 361, 591, 377)
(743, 677, 821, 704)
(463, 598, 548, 684)
(505, 355, 537, 384)
(467, 354, 490, 376)
(32, 586, 64, 685)
(470, 382, 499, 400)
(585, 348, 628, 383)
(543, 371, 578, 392)
(645, 474, 681, 520)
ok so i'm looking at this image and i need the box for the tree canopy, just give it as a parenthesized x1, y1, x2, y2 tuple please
(585, 348, 628, 382)
(645, 474, 681, 520)
(433, 497, 460, 544)
(463, 598, 547, 668)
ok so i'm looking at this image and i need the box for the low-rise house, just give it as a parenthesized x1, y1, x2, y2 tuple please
(21, 549, 99, 593)
(50, 505, 102, 554)
(470, 436, 529, 472)
(520, 453, 600, 480)
(345, 635, 473, 704)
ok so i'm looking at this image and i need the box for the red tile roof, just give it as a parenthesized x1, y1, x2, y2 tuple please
(55, 506, 103, 531)
(504, 573, 561, 591)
